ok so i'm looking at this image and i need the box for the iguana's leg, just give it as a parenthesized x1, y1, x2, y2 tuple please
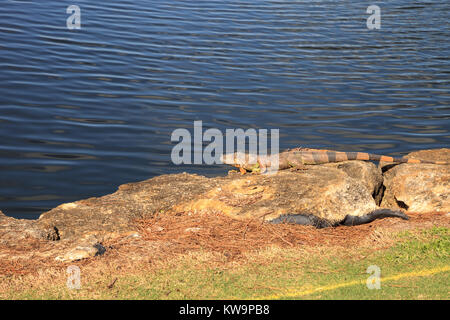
(239, 167, 247, 175)
(258, 158, 267, 174)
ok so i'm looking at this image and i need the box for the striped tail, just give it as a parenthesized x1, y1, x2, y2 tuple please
(293, 151, 448, 165)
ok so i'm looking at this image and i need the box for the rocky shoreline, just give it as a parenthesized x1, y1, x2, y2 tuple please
(0, 148, 448, 263)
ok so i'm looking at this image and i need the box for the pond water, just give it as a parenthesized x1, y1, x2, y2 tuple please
(0, 1, 448, 218)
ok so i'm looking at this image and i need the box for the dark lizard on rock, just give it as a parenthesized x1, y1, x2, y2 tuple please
(268, 209, 409, 229)
(221, 147, 448, 174)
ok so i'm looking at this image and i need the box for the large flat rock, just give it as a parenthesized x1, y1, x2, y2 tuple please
(34, 161, 382, 241)
(37, 173, 222, 240)
(173, 163, 381, 224)
(0, 210, 53, 245)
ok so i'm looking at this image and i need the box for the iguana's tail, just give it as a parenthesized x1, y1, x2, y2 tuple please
(291, 150, 448, 165)
(221, 150, 448, 172)
(268, 209, 409, 229)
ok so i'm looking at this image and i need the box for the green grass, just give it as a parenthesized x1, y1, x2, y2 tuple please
(286, 227, 450, 299)
(1, 227, 449, 300)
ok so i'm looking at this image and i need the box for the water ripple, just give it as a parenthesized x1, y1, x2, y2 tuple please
(0, 0, 449, 218)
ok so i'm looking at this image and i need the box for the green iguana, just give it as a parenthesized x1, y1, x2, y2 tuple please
(221, 147, 448, 174)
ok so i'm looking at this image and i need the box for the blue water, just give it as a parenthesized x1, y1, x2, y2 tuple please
(0, 1, 449, 219)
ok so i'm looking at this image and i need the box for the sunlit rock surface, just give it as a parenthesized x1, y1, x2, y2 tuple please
(381, 149, 449, 213)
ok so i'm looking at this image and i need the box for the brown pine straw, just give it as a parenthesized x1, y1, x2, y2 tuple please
(0, 211, 447, 276)
(0, 237, 58, 276)
(136, 210, 449, 259)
